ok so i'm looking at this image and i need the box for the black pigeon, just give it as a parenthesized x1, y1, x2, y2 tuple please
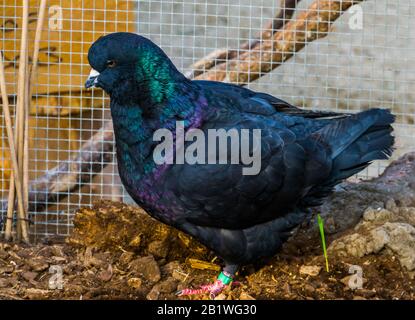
(85, 32, 395, 297)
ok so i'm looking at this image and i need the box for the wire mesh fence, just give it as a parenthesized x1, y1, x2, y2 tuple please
(0, 0, 414, 239)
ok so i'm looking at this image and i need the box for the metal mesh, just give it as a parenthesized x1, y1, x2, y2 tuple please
(1, 0, 414, 239)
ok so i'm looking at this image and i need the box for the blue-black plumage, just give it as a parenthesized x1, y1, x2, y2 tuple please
(86, 32, 395, 297)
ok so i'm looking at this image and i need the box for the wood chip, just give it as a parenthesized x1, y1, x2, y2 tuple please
(127, 277, 142, 289)
(299, 265, 322, 277)
(239, 292, 256, 300)
(187, 258, 221, 271)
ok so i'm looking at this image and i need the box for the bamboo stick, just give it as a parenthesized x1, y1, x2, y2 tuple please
(30, 0, 48, 83)
(0, 53, 26, 241)
(17, 54, 30, 240)
(13, 77, 23, 239)
(8, 108, 20, 238)
(2, 54, 15, 240)
(23, 0, 47, 225)
(5, 70, 22, 239)
(14, 0, 30, 242)
(5, 177, 15, 239)
(23, 66, 30, 212)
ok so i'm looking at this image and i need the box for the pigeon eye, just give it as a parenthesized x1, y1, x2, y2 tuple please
(106, 60, 116, 68)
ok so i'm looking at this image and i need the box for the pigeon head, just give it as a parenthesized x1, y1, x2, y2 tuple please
(85, 32, 185, 104)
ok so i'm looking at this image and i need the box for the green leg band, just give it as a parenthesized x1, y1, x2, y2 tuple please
(217, 271, 233, 285)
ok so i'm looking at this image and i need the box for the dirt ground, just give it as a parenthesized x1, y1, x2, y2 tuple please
(0, 200, 413, 300)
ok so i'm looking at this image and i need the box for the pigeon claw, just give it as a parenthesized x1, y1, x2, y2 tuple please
(176, 279, 228, 299)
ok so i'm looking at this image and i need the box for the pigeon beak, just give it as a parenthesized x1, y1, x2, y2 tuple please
(85, 69, 100, 89)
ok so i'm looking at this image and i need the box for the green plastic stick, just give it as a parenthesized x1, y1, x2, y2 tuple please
(317, 214, 329, 272)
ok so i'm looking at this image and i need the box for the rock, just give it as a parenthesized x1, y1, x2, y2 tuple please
(329, 222, 415, 271)
(330, 234, 364, 258)
(27, 258, 49, 272)
(385, 199, 398, 213)
(299, 265, 322, 277)
(397, 207, 415, 226)
(383, 222, 415, 270)
(325, 216, 337, 233)
(395, 195, 413, 208)
(369, 228, 391, 253)
(363, 207, 392, 222)
(331, 227, 390, 258)
(131, 255, 161, 283)
(239, 292, 255, 300)
(127, 277, 143, 289)
(147, 240, 169, 259)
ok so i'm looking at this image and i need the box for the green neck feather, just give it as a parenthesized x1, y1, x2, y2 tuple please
(137, 48, 184, 106)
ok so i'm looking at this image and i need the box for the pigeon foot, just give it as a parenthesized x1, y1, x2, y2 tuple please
(176, 271, 236, 299)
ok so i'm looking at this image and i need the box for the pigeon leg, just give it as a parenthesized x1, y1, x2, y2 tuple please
(176, 265, 238, 299)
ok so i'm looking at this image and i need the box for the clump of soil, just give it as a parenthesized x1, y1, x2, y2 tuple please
(0, 200, 413, 300)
